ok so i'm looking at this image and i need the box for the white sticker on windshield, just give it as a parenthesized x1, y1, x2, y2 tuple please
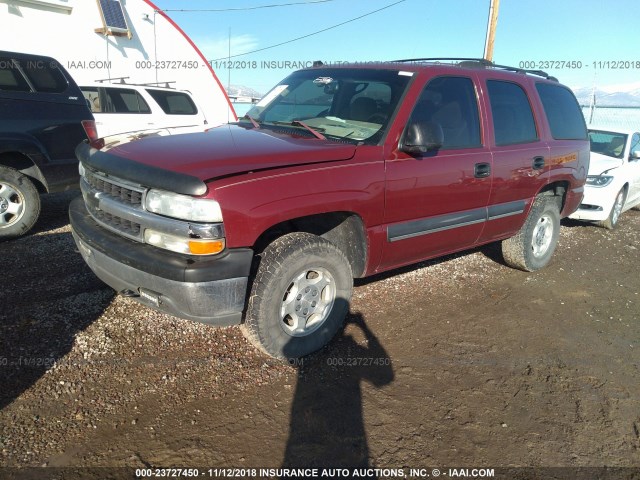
(313, 76, 334, 85)
(398, 71, 414, 76)
(256, 84, 288, 107)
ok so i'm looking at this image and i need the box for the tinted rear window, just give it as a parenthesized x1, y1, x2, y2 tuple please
(536, 83, 587, 140)
(0, 58, 31, 92)
(487, 80, 538, 146)
(146, 89, 198, 115)
(102, 87, 151, 114)
(0, 57, 67, 93)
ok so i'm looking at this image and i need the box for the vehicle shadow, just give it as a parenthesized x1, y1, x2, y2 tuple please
(29, 190, 81, 236)
(281, 310, 394, 475)
(0, 205, 111, 411)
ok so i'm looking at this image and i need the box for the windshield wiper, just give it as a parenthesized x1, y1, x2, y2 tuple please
(241, 114, 260, 129)
(291, 120, 326, 140)
(265, 120, 327, 140)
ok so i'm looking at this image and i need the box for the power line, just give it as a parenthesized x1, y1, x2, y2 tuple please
(211, 0, 406, 60)
(161, 0, 335, 13)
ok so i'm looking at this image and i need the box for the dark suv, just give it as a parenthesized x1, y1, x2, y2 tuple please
(0, 50, 99, 240)
(71, 59, 589, 359)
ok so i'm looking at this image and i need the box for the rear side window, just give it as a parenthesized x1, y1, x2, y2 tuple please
(487, 80, 538, 145)
(536, 83, 587, 140)
(0, 57, 67, 93)
(82, 87, 101, 113)
(146, 89, 198, 115)
(22, 60, 68, 93)
(408, 76, 481, 149)
(0, 58, 31, 92)
(103, 87, 151, 114)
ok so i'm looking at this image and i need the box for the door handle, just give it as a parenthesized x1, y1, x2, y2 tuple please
(474, 162, 491, 178)
(532, 156, 545, 170)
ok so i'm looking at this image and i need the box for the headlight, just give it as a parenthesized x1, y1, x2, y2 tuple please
(586, 175, 614, 187)
(144, 229, 225, 255)
(145, 190, 223, 222)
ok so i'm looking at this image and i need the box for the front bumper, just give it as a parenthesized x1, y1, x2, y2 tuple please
(69, 197, 252, 326)
(569, 184, 617, 222)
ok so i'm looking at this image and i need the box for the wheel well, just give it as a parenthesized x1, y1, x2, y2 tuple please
(539, 181, 568, 211)
(253, 212, 367, 278)
(0, 152, 47, 193)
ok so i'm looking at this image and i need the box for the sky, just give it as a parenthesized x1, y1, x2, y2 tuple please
(150, 0, 640, 95)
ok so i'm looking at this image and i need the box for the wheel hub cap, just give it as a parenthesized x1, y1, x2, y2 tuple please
(0, 183, 25, 226)
(280, 267, 336, 337)
(532, 216, 553, 257)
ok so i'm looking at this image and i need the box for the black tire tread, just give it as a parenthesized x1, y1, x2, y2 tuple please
(242, 232, 352, 359)
(502, 195, 560, 272)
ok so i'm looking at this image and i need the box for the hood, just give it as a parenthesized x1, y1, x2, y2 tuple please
(102, 124, 357, 182)
(588, 152, 623, 175)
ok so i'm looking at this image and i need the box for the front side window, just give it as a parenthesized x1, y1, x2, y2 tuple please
(589, 130, 628, 159)
(246, 68, 412, 144)
(487, 80, 538, 146)
(407, 76, 481, 149)
(630, 133, 640, 154)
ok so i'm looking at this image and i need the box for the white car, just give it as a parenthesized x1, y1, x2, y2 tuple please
(81, 82, 208, 138)
(570, 127, 640, 229)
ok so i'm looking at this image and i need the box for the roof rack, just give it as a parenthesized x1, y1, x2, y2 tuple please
(92, 77, 178, 89)
(391, 57, 558, 82)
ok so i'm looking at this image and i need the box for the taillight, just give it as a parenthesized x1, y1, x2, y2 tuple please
(81, 120, 105, 149)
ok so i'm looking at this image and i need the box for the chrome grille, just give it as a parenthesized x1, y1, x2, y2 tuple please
(92, 210, 142, 238)
(85, 171, 143, 205)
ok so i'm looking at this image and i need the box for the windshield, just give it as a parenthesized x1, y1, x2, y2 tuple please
(588, 130, 628, 159)
(244, 68, 413, 144)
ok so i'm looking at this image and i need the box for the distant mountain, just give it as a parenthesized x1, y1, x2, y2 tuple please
(226, 85, 263, 100)
(572, 86, 640, 107)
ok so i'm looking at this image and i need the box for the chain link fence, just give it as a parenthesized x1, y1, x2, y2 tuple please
(581, 106, 640, 130)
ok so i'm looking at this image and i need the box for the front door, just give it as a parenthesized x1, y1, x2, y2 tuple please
(380, 75, 492, 270)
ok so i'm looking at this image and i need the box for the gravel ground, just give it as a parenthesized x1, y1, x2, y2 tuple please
(1, 191, 639, 474)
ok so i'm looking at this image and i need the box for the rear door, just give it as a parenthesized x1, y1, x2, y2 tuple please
(380, 74, 492, 270)
(477, 77, 550, 243)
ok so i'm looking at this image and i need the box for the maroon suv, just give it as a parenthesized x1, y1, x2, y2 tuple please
(70, 60, 589, 359)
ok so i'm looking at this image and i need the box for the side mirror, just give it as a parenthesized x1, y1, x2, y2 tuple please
(401, 121, 444, 155)
(631, 150, 640, 160)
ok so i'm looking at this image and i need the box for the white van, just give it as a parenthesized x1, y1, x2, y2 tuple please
(81, 82, 208, 138)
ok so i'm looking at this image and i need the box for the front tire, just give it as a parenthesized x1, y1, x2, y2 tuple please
(0, 166, 40, 241)
(242, 232, 353, 360)
(597, 187, 626, 230)
(502, 195, 560, 272)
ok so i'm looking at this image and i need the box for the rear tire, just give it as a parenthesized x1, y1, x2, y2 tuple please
(597, 187, 626, 229)
(242, 232, 353, 360)
(0, 165, 40, 240)
(502, 195, 560, 272)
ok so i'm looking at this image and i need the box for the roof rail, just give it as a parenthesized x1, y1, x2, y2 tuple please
(94, 76, 130, 84)
(91, 77, 178, 89)
(391, 57, 558, 82)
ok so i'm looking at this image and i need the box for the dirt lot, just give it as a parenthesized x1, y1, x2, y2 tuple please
(1, 191, 640, 474)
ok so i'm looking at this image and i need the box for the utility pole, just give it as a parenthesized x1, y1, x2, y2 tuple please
(483, 0, 500, 62)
